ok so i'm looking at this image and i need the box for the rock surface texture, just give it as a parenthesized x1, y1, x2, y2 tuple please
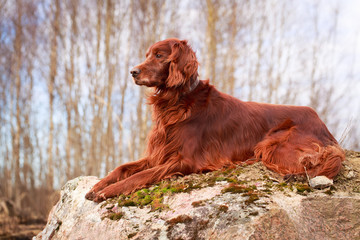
(35, 151, 360, 240)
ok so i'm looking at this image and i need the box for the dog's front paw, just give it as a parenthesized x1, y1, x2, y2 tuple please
(93, 192, 107, 203)
(85, 190, 107, 202)
(85, 190, 97, 201)
(91, 183, 127, 202)
(85, 179, 111, 201)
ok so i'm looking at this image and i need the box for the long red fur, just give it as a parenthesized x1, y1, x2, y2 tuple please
(86, 38, 344, 202)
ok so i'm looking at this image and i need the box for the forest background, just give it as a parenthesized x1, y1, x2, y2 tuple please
(1, 0, 359, 218)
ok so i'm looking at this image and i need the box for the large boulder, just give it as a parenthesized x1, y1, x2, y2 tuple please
(35, 151, 360, 240)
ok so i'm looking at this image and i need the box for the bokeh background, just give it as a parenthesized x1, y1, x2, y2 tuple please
(0, 0, 359, 223)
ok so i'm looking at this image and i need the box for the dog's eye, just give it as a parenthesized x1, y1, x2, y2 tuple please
(155, 54, 162, 58)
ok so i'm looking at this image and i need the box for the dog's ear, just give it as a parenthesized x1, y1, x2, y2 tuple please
(166, 40, 198, 88)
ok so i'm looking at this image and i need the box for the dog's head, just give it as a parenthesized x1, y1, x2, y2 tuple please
(130, 38, 198, 90)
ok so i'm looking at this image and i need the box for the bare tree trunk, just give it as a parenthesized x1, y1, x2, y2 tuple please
(35, 128, 44, 187)
(73, 100, 83, 177)
(104, 0, 115, 173)
(117, 0, 133, 166)
(12, 0, 23, 208)
(204, 0, 218, 85)
(23, 72, 34, 191)
(223, 0, 240, 95)
(309, 8, 319, 112)
(250, 7, 266, 101)
(3, 148, 11, 198)
(62, 0, 79, 180)
(88, 0, 104, 176)
(65, 101, 72, 179)
(47, 0, 60, 190)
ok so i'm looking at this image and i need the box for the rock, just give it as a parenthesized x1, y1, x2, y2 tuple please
(309, 176, 333, 189)
(345, 170, 356, 179)
(34, 160, 360, 240)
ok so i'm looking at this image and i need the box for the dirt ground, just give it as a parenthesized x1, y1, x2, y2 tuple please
(335, 150, 360, 192)
(0, 216, 45, 240)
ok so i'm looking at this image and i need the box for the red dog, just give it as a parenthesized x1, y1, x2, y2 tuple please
(86, 38, 344, 202)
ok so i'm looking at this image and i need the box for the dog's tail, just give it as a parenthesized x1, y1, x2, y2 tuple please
(299, 144, 344, 179)
(254, 120, 345, 179)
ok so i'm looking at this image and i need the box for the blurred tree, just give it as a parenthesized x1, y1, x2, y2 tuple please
(12, 0, 23, 209)
(204, 0, 219, 85)
(46, 0, 61, 191)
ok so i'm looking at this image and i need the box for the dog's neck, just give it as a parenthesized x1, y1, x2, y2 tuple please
(150, 75, 200, 107)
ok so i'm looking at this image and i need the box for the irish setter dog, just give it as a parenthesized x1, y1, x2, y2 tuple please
(86, 38, 344, 202)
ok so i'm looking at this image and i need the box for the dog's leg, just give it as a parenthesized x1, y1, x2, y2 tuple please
(85, 158, 149, 200)
(92, 158, 194, 202)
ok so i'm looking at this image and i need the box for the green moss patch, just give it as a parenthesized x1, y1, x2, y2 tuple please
(222, 183, 261, 205)
(104, 179, 207, 212)
(103, 211, 124, 221)
(104, 164, 257, 214)
(294, 184, 313, 195)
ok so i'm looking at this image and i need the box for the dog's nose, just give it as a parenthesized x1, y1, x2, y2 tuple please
(130, 68, 141, 77)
